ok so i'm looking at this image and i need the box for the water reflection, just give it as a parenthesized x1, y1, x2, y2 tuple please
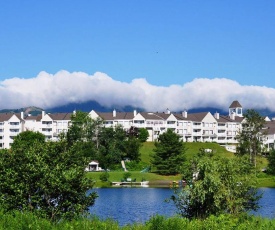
(252, 188, 275, 219)
(89, 187, 177, 226)
(89, 187, 275, 226)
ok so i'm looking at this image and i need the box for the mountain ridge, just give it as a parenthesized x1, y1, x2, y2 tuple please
(1, 101, 275, 118)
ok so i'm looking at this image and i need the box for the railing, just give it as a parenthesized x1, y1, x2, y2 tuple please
(9, 125, 20, 129)
(42, 124, 52, 128)
(42, 131, 52, 135)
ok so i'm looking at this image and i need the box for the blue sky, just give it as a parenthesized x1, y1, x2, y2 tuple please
(0, 1, 275, 111)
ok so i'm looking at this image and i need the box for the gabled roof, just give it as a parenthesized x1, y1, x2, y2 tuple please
(215, 115, 233, 123)
(139, 112, 165, 120)
(262, 121, 275, 135)
(216, 115, 244, 123)
(187, 112, 209, 122)
(31, 113, 72, 121)
(0, 113, 22, 122)
(48, 113, 72, 120)
(97, 112, 135, 121)
(173, 113, 190, 121)
(24, 115, 38, 121)
(229, 100, 242, 108)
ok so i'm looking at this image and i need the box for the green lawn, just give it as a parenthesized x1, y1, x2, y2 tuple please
(140, 141, 235, 162)
(90, 142, 272, 188)
(87, 171, 181, 187)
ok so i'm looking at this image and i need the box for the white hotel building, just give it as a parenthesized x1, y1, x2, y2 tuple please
(0, 101, 275, 150)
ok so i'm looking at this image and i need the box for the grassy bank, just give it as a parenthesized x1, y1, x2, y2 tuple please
(87, 171, 181, 188)
(89, 142, 274, 188)
(1, 211, 275, 230)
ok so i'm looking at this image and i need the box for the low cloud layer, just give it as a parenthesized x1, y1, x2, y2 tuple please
(1, 70, 275, 113)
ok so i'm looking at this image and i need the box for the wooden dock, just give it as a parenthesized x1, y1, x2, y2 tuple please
(112, 181, 149, 187)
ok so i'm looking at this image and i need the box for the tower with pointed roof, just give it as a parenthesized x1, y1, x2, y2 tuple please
(229, 100, 243, 118)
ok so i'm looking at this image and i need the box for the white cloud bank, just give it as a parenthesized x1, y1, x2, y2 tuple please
(1, 70, 275, 113)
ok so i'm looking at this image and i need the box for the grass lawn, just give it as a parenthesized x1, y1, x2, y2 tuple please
(87, 171, 181, 188)
(90, 142, 273, 188)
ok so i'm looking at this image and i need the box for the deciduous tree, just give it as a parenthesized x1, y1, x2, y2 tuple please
(172, 155, 261, 219)
(0, 131, 97, 221)
(138, 128, 149, 142)
(236, 109, 266, 167)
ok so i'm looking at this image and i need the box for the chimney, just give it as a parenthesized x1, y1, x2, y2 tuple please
(42, 111, 45, 117)
(182, 111, 187, 118)
(165, 108, 171, 114)
(20, 111, 24, 119)
(214, 112, 219, 120)
(133, 110, 137, 116)
(113, 109, 116, 117)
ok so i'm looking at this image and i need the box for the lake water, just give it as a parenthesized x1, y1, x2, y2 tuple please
(89, 187, 275, 226)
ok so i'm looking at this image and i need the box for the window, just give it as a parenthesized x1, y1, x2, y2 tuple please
(10, 122, 19, 125)
(42, 121, 52, 125)
(10, 129, 19, 132)
(134, 120, 144, 124)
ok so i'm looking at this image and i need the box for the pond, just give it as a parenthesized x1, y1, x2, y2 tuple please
(89, 187, 275, 226)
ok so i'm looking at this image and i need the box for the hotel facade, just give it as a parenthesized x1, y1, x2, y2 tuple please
(1, 101, 275, 150)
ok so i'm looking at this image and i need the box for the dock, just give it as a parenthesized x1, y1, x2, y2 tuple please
(112, 181, 149, 187)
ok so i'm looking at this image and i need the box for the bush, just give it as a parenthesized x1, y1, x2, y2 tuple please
(99, 172, 110, 182)
(123, 172, 132, 180)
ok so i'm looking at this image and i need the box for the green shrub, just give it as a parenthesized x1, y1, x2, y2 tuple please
(99, 172, 110, 182)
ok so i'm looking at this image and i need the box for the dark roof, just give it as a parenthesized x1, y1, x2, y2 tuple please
(187, 112, 209, 122)
(97, 112, 135, 121)
(229, 100, 242, 108)
(216, 115, 244, 123)
(0, 113, 22, 122)
(139, 112, 165, 120)
(29, 113, 72, 121)
(48, 113, 72, 120)
(24, 115, 38, 120)
(262, 121, 275, 135)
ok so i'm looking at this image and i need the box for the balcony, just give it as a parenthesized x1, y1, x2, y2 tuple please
(217, 132, 227, 137)
(134, 123, 146, 128)
(42, 124, 52, 128)
(192, 131, 202, 136)
(9, 125, 20, 129)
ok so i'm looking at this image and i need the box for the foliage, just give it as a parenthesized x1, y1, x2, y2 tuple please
(138, 128, 149, 142)
(99, 172, 110, 182)
(86, 171, 181, 187)
(267, 149, 275, 175)
(65, 112, 143, 170)
(151, 129, 186, 175)
(124, 137, 142, 161)
(96, 126, 127, 169)
(123, 172, 132, 180)
(171, 154, 261, 219)
(125, 161, 148, 171)
(0, 131, 97, 222)
(1, 210, 275, 230)
(236, 109, 266, 167)
(66, 111, 102, 145)
(11, 130, 45, 150)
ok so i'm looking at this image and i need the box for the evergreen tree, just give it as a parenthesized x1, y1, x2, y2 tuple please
(151, 129, 186, 175)
(267, 149, 275, 175)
